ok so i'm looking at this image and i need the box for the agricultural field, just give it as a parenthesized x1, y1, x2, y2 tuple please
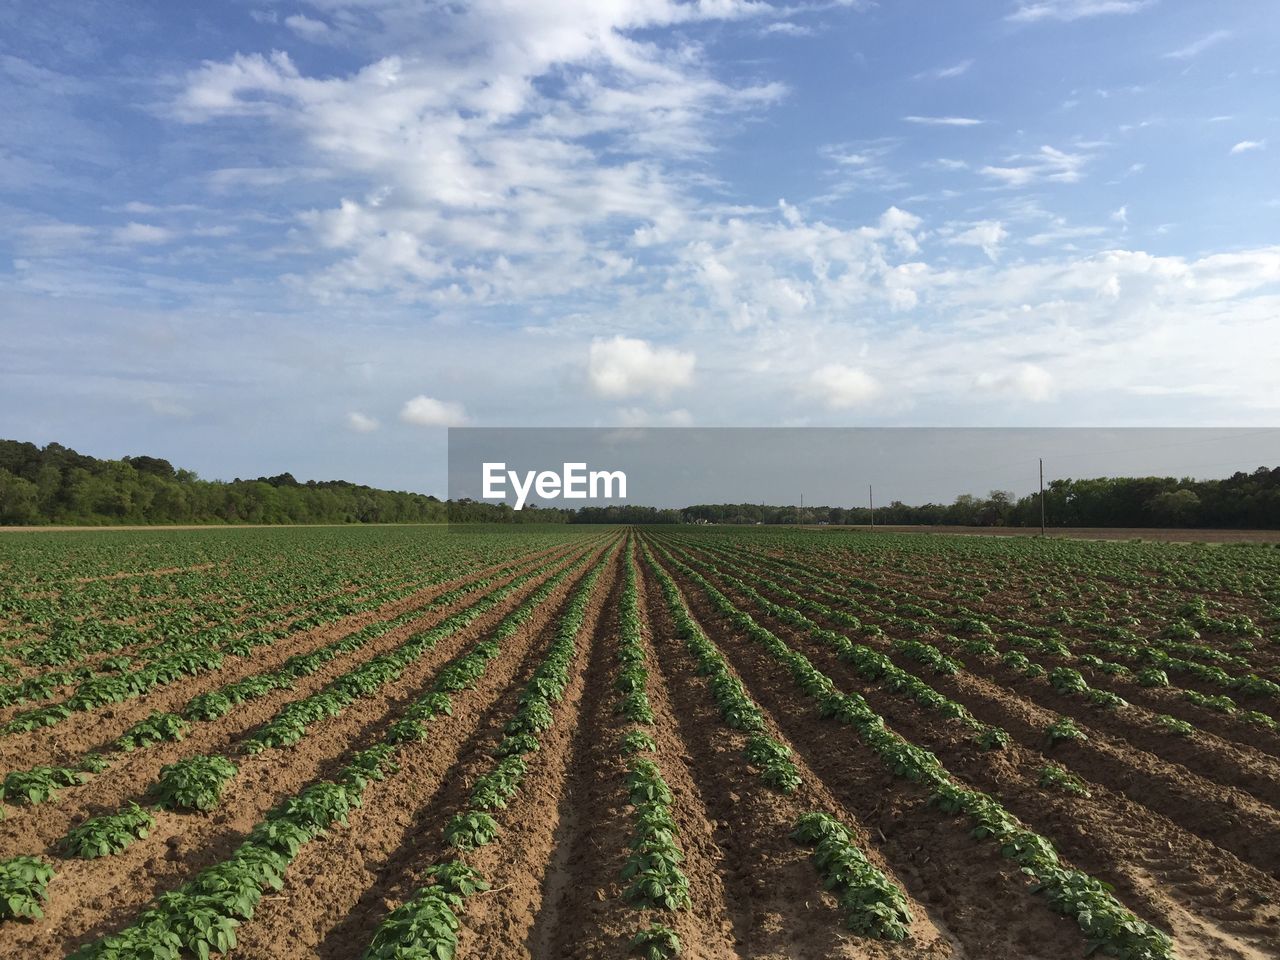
(1, 526, 1279, 960)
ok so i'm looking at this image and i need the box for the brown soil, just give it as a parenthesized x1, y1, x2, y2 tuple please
(0, 542, 606, 959)
(7, 526, 1277, 960)
(0, 542, 576, 772)
(657, 540, 1280, 959)
(636, 548, 953, 960)
(230, 540, 622, 959)
(645, 542, 1095, 960)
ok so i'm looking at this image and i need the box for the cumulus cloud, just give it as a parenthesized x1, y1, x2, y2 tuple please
(807, 364, 881, 409)
(400, 395, 468, 427)
(173, 2, 786, 303)
(113, 222, 174, 244)
(588, 336, 695, 400)
(284, 14, 335, 42)
(949, 220, 1008, 261)
(1230, 140, 1264, 155)
(346, 411, 379, 433)
(975, 363, 1056, 402)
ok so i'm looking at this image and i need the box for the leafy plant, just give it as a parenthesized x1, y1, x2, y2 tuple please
(2, 765, 85, 805)
(630, 923, 681, 959)
(1156, 714, 1195, 737)
(975, 727, 1011, 751)
(469, 756, 526, 810)
(444, 811, 499, 850)
(620, 729, 657, 755)
(0, 856, 55, 920)
(1044, 718, 1086, 747)
(1038, 763, 1091, 798)
(1049, 667, 1089, 696)
(792, 813, 912, 940)
(153, 755, 238, 811)
(62, 803, 156, 858)
(116, 711, 190, 751)
(364, 886, 461, 960)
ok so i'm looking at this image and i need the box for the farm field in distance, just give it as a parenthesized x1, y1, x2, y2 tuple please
(1, 525, 1279, 960)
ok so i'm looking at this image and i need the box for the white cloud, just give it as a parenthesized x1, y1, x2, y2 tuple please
(949, 220, 1008, 261)
(903, 115, 984, 126)
(113, 222, 175, 245)
(1111, 205, 1128, 225)
(1230, 140, 1264, 155)
(1026, 220, 1108, 246)
(761, 22, 813, 37)
(975, 363, 1056, 402)
(807, 364, 881, 409)
(913, 60, 973, 80)
(980, 145, 1089, 186)
(588, 336, 695, 399)
(400, 395, 468, 427)
(1163, 29, 1230, 59)
(284, 14, 335, 42)
(346, 411, 380, 432)
(19, 221, 96, 251)
(616, 407, 694, 426)
(1007, 1, 1154, 24)
(174, 1, 786, 303)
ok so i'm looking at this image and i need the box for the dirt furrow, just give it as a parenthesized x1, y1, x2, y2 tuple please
(636, 550, 953, 960)
(0, 543, 604, 960)
(533, 541, 738, 960)
(0, 544, 584, 860)
(0, 541, 574, 771)
(650, 546, 1093, 960)
(225, 542, 620, 959)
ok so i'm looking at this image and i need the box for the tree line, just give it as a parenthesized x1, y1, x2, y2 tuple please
(2, 439, 1276, 528)
(683, 467, 1280, 529)
(0, 440, 446, 525)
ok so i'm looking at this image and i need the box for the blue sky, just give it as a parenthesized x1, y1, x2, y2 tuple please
(2, 0, 1277, 495)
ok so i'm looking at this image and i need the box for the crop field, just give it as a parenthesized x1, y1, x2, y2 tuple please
(1, 526, 1279, 960)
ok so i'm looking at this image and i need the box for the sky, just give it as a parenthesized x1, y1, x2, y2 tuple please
(2, 0, 1278, 496)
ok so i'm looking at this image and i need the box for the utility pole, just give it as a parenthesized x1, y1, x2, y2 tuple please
(869, 484, 875, 528)
(1039, 458, 1046, 537)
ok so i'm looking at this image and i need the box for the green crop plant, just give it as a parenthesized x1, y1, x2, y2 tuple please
(791, 813, 912, 941)
(115, 711, 190, 751)
(0, 856, 55, 920)
(444, 811, 499, 850)
(153, 755, 238, 811)
(630, 923, 681, 959)
(1156, 714, 1195, 737)
(1044, 718, 1086, 747)
(620, 730, 657, 755)
(2, 765, 86, 805)
(1038, 763, 1091, 798)
(62, 803, 156, 858)
(469, 756, 527, 811)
